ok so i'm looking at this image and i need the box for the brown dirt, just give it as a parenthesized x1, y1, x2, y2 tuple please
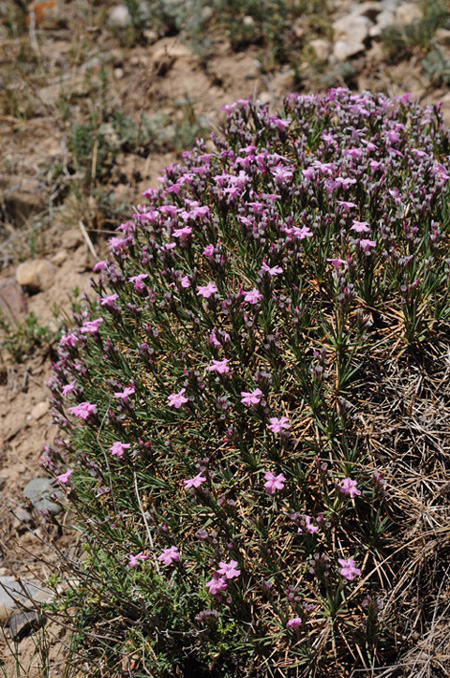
(1, 0, 450, 674)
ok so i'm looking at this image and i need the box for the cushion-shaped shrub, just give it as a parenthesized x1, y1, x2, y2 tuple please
(45, 89, 450, 677)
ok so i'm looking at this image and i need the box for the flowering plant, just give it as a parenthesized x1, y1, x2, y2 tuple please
(45, 89, 450, 676)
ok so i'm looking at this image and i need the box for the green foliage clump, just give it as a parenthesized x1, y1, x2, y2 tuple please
(45, 90, 450, 677)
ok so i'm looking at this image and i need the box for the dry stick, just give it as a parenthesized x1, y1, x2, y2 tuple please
(133, 472, 161, 576)
(27, 7, 40, 57)
(79, 220, 99, 260)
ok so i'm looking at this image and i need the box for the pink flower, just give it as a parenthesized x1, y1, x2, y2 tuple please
(261, 261, 283, 276)
(168, 388, 188, 408)
(243, 287, 263, 304)
(207, 359, 230, 374)
(206, 573, 228, 595)
(113, 386, 135, 402)
(217, 560, 241, 579)
(180, 275, 190, 288)
(297, 515, 318, 534)
(108, 236, 127, 252)
(340, 478, 361, 498)
(292, 226, 313, 240)
(69, 402, 97, 420)
(286, 617, 302, 629)
(264, 471, 286, 494)
(92, 260, 109, 272)
(338, 557, 361, 581)
(358, 239, 376, 252)
(60, 333, 77, 348)
(327, 257, 348, 271)
(62, 381, 76, 397)
(157, 546, 180, 565)
(184, 473, 206, 489)
(57, 469, 74, 484)
(351, 220, 371, 233)
(197, 282, 218, 299)
(100, 293, 119, 306)
(128, 552, 149, 567)
(129, 274, 148, 292)
(80, 318, 103, 334)
(110, 441, 131, 457)
(336, 200, 357, 211)
(267, 416, 290, 434)
(203, 244, 214, 258)
(240, 388, 263, 406)
(173, 225, 192, 238)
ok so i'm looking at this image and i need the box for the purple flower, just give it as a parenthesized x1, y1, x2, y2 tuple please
(173, 225, 192, 239)
(62, 381, 76, 397)
(69, 402, 97, 420)
(203, 244, 215, 258)
(113, 385, 135, 401)
(129, 274, 148, 292)
(207, 359, 230, 374)
(286, 617, 302, 629)
(267, 416, 290, 434)
(264, 471, 286, 494)
(338, 557, 361, 581)
(168, 388, 188, 408)
(60, 333, 77, 348)
(261, 261, 283, 276)
(184, 473, 206, 489)
(157, 546, 180, 565)
(217, 560, 241, 579)
(240, 388, 263, 406)
(336, 200, 356, 211)
(197, 282, 218, 299)
(92, 260, 108, 272)
(100, 293, 119, 306)
(243, 287, 263, 304)
(110, 441, 131, 457)
(297, 515, 318, 534)
(351, 220, 371, 234)
(80, 318, 103, 334)
(57, 469, 74, 484)
(327, 257, 348, 271)
(180, 275, 190, 288)
(340, 478, 361, 498)
(108, 236, 128, 252)
(128, 552, 149, 568)
(206, 573, 228, 595)
(357, 239, 376, 252)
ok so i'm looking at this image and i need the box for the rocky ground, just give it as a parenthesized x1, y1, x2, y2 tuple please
(1, 0, 450, 674)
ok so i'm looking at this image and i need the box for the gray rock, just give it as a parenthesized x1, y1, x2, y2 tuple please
(50, 249, 68, 266)
(61, 227, 83, 250)
(31, 401, 49, 421)
(108, 5, 132, 28)
(380, 0, 400, 10)
(23, 478, 64, 516)
(370, 10, 395, 37)
(15, 259, 56, 293)
(0, 277, 28, 322)
(435, 28, 450, 47)
(333, 13, 372, 44)
(395, 2, 422, 25)
(310, 38, 331, 62)
(0, 577, 53, 622)
(334, 39, 366, 61)
(9, 611, 45, 641)
(143, 28, 158, 43)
